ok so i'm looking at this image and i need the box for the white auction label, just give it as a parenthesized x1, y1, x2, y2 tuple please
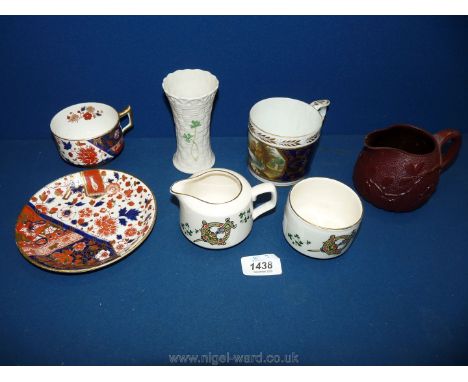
(241, 254, 282, 276)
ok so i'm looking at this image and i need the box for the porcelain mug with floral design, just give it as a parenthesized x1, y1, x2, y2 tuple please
(283, 177, 363, 259)
(50, 102, 133, 166)
(248, 97, 330, 186)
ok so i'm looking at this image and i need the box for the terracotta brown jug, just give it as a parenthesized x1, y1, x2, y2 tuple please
(353, 124, 462, 212)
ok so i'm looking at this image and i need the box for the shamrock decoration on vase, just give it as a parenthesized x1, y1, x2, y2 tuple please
(163, 69, 218, 174)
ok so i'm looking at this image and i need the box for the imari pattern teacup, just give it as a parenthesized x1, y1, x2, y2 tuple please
(50, 102, 133, 167)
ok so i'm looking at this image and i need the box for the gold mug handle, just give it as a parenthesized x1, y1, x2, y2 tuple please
(118, 105, 133, 134)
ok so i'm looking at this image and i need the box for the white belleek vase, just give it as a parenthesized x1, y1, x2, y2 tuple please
(163, 69, 218, 174)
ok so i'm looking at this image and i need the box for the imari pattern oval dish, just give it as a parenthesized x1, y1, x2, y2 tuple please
(15, 169, 157, 273)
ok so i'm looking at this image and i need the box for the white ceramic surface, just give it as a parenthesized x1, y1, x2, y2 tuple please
(249, 98, 330, 149)
(163, 69, 218, 174)
(170, 168, 277, 249)
(283, 177, 363, 259)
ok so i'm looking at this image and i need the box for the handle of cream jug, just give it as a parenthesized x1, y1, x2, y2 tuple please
(118, 105, 133, 134)
(251, 183, 277, 220)
(433, 129, 462, 171)
(310, 99, 331, 119)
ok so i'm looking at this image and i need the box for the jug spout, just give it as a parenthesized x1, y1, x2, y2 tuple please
(170, 169, 244, 205)
(170, 179, 191, 198)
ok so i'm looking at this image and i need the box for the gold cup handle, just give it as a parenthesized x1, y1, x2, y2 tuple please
(118, 105, 133, 134)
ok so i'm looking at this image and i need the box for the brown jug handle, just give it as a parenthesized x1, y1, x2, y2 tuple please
(433, 129, 462, 171)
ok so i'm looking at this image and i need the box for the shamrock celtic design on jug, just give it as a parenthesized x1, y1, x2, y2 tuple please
(180, 219, 238, 246)
(171, 169, 277, 249)
(194, 218, 237, 246)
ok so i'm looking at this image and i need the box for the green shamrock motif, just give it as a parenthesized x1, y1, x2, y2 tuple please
(181, 222, 194, 236)
(191, 120, 201, 129)
(287, 233, 304, 247)
(239, 208, 252, 223)
(183, 133, 194, 143)
(287, 232, 355, 256)
(183, 120, 201, 161)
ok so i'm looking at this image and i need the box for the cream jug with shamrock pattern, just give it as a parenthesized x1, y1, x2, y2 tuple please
(170, 168, 277, 249)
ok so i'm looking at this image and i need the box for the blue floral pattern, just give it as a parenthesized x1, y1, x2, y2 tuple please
(16, 170, 156, 272)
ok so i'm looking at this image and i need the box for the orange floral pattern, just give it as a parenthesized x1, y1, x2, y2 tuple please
(77, 146, 98, 165)
(35, 204, 48, 214)
(72, 242, 86, 251)
(95, 249, 111, 261)
(125, 227, 137, 237)
(55, 128, 122, 167)
(95, 215, 117, 236)
(16, 170, 156, 272)
(79, 208, 93, 218)
(52, 251, 73, 265)
(67, 105, 103, 123)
